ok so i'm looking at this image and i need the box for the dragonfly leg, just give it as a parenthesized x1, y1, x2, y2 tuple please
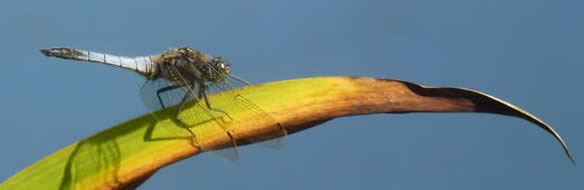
(201, 85, 233, 119)
(199, 84, 238, 151)
(156, 85, 182, 108)
(176, 90, 195, 120)
(174, 88, 203, 149)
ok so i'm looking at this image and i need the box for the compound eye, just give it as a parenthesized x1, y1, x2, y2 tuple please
(221, 62, 232, 73)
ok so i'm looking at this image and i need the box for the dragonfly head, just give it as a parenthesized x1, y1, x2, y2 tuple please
(209, 56, 232, 82)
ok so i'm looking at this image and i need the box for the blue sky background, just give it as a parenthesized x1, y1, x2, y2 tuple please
(1, 0, 583, 189)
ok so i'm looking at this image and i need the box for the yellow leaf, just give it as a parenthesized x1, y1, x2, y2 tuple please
(0, 76, 573, 190)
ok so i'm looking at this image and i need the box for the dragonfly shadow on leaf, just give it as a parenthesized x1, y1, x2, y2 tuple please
(59, 127, 127, 190)
(142, 108, 228, 145)
(58, 104, 227, 190)
(59, 138, 122, 190)
(141, 101, 241, 161)
(58, 109, 223, 190)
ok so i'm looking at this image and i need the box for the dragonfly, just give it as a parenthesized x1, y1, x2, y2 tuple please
(41, 47, 288, 159)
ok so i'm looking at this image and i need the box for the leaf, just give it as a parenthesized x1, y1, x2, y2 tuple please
(0, 76, 574, 190)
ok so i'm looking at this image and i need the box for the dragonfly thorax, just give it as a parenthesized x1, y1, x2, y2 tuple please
(156, 48, 231, 85)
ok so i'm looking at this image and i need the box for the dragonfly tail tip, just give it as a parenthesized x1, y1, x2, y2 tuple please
(40, 48, 52, 57)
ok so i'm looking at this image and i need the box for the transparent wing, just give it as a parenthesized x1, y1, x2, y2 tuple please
(206, 73, 289, 149)
(139, 75, 239, 160)
(140, 78, 192, 115)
